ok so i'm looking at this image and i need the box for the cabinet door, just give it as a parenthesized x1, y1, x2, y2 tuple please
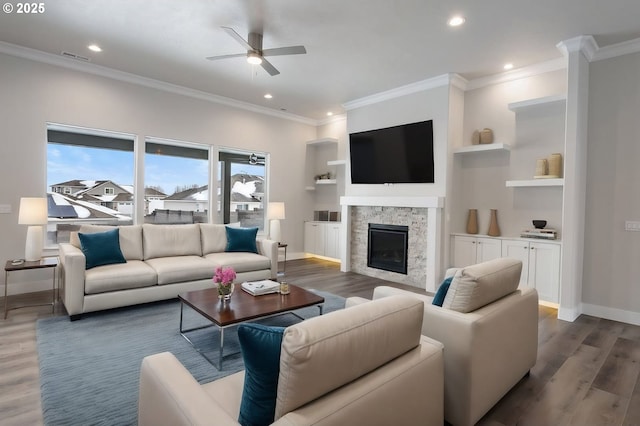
(476, 238, 502, 263)
(304, 223, 322, 255)
(501, 239, 530, 288)
(528, 242, 561, 303)
(325, 224, 341, 259)
(452, 236, 477, 268)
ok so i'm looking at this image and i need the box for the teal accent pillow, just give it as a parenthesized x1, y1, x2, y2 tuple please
(225, 226, 259, 253)
(78, 228, 127, 270)
(432, 276, 454, 306)
(238, 323, 285, 426)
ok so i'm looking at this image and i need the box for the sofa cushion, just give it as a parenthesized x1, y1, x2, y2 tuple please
(143, 224, 202, 259)
(432, 276, 453, 307)
(145, 256, 216, 285)
(71, 225, 144, 261)
(204, 252, 271, 273)
(275, 295, 423, 419)
(84, 260, 157, 294)
(78, 229, 127, 270)
(200, 224, 228, 255)
(225, 226, 258, 254)
(442, 257, 522, 313)
(237, 324, 285, 426)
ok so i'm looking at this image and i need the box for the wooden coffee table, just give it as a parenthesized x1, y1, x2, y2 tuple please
(178, 284, 325, 369)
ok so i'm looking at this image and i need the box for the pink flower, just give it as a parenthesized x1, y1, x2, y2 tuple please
(213, 266, 236, 285)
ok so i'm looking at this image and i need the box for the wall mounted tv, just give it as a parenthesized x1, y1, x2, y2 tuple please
(349, 119, 434, 184)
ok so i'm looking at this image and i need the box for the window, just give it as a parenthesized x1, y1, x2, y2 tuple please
(218, 149, 267, 229)
(144, 138, 210, 224)
(46, 124, 135, 246)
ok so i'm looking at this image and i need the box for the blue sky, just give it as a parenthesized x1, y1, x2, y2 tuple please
(47, 144, 263, 195)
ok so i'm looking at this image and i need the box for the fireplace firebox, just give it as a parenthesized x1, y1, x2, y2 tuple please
(367, 223, 409, 274)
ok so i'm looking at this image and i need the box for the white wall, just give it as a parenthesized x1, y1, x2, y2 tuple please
(0, 53, 316, 294)
(582, 51, 640, 321)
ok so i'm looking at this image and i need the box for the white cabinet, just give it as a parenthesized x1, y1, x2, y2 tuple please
(451, 235, 502, 268)
(304, 222, 341, 260)
(501, 239, 561, 303)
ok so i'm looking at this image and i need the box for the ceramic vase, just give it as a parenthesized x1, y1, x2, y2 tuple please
(466, 209, 479, 234)
(479, 128, 494, 144)
(548, 153, 562, 177)
(487, 209, 501, 237)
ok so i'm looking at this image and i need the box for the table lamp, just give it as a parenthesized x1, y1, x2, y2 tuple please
(19, 197, 48, 261)
(267, 202, 285, 243)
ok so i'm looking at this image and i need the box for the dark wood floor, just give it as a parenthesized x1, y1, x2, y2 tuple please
(1, 258, 639, 425)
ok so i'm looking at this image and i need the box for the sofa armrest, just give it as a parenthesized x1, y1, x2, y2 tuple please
(138, 352, 239, 426)
(58, 243, 87, 317)
(256, 238, 278, 279)
(344, 296, 370, 308)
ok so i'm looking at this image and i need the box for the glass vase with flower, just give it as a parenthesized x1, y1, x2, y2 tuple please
(213, 266, 236, 301)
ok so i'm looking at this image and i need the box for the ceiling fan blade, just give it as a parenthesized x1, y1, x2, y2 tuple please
(221, 26, 253, 51)
(262, 46, 307, 57)
(205, 53, 247, 61)
(260, 58, 280, 76)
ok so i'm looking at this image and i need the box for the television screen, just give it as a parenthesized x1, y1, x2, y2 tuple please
(349, 120, 434, 184)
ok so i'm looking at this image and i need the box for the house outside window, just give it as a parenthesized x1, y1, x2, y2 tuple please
(46, 124, 135, 246)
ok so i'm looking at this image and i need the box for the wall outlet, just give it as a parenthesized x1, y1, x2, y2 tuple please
(0, 204, 11, 214)
(625, 221, 640, 231)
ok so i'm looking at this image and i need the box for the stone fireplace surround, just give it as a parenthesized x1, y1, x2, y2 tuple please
(340, 196, 444, 292)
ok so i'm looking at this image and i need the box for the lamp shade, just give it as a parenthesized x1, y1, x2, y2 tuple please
(18, 197, 48, 225)
(267, 202, 286, 220)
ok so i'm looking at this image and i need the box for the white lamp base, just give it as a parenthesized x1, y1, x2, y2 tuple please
(269, 219, 282, 244)
(25, 225, 44, 261)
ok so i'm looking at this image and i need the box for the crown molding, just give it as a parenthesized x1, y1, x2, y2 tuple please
(556, 35, 599, 61)
(465, 58, 567, 91)
(0, 41, 318, 126)
(592, 36, 640, 62)
(317, 114, 347, 127)
(342, 73, 462, 111)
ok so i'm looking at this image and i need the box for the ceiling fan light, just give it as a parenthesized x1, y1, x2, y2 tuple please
(247, 52, 262, 65)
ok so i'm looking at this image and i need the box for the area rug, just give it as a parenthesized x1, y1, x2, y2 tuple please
(36, 290, 344, 426)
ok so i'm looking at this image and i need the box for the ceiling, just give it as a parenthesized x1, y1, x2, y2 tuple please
(1, 0, 640, 121)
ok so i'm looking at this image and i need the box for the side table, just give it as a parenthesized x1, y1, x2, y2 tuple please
(278, 243, 288, 275)
(4, 257, 58, 319)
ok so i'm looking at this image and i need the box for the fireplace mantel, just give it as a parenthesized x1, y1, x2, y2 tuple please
(339, 196, 445, 292)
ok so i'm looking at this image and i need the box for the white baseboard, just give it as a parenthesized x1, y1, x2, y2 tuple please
(581, 302, 640, 326)
(558, 305, 582, 322)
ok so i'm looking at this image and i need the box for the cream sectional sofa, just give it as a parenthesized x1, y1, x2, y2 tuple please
(58, 224, 278, 320)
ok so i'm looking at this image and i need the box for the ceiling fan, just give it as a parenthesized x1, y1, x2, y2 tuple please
(206, 27, 306, 76)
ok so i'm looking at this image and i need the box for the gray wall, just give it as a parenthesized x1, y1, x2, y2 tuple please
(583, 51, 640, 316)
(0, 53, 316, 293)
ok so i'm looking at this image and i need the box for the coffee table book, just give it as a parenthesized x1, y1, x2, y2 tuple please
(241, 280, 280, 296)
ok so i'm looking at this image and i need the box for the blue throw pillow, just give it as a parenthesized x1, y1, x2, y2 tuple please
(78, 228, 127, 270)
(238, 323, 285, 426)
(225, 226, 259, 253)
(432, 276, 454, 307)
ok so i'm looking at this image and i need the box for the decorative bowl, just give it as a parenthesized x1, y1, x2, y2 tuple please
(532, 220, 547, 229)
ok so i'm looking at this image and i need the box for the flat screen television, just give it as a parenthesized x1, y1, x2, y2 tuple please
(349, 120, 434, 184)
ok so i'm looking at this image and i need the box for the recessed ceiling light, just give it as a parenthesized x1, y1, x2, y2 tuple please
(264, 94, 273, 99)
(448, 16, 465, 27)
(504, 63, 514, 70)
(87, 44, 102, 52)
(326, 112, 333, 116)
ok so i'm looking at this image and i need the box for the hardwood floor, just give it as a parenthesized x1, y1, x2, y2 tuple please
(1, 257, 639, 425)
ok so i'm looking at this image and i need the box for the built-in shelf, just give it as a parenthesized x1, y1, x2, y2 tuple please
(454, 143, 511, 154)
(306, 137, 339, 146)
(508, 95, 567, 112)
(506, 178, 564, 187)
(327, 159, 346, 166)
(315, 179, 337, 185)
